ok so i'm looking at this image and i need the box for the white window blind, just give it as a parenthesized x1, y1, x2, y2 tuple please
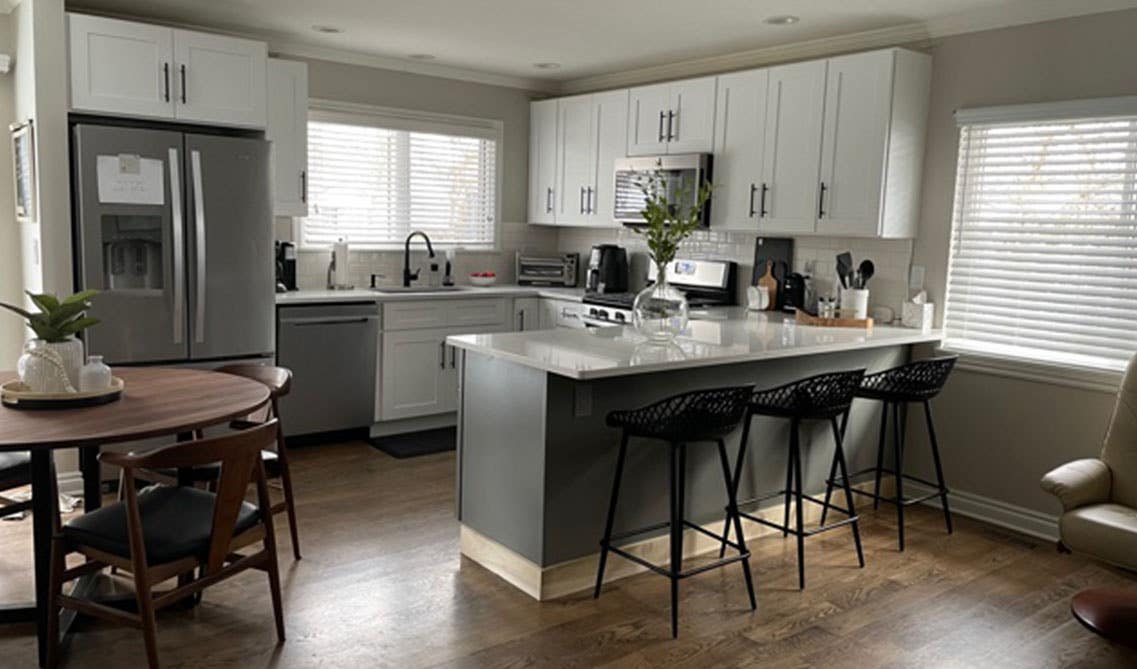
(944, 111, 1137, 372)
(302, 106, 499, 249)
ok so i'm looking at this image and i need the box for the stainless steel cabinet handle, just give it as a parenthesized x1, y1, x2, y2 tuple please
(580, 186, 586, 214)
(179, 64, 187, 104)
(439, 341, 446, 369)
(748, 183, 757, 218)
(658, 111, 666, 142)
(519, 310, 526, 331)
(450, 345, 457, 368)
(818, 182, 828, 218)
(168, 147, 184, 345)
(667, 110, 676, 141)
(759, 183, 769, 218)
(589, 187, 596, 214)
(191, 150, 206, 344)
(300, 170, 307, 203)
(546, 187, 553, 213)
(163, 63, 170, 102)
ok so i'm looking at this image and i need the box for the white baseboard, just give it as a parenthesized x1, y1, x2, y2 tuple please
(906, 482, 1058, 543)
(56, 470, 84, 497)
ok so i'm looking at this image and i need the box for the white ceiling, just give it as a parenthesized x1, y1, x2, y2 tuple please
(67, 0, 1137, 91)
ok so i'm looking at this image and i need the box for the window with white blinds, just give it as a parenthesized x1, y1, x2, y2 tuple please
(302, 104, 500, 249)
(945, 106, 1137, 372)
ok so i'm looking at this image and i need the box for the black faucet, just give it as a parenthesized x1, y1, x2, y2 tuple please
(403, 231, 435, 287)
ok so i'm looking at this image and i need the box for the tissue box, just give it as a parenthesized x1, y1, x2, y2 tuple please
(901, 301, 934, 331)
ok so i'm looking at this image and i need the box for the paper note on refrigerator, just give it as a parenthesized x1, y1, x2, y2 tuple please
(96, 154, 165, 205)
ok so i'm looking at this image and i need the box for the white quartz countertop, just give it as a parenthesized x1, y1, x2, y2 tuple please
(275, 285, 586, 305)
(447, 310, 943, 380)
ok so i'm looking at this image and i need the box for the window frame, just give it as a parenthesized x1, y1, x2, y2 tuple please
(297, 98, 505, 252)
(942, 95, 1137, 383)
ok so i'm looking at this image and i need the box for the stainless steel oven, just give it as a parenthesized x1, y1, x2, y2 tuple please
(613, 153, 712, 226)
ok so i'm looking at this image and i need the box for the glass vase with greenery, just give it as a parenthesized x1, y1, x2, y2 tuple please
(631, 165, 712, 343)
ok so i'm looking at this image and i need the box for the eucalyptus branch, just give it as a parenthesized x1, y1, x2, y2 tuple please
(632, 161, 712, 268)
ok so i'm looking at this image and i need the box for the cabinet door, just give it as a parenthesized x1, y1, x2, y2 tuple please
(760, 60, 827, 234)
(513, 298, 541, 331)
(712, 69, 768, 230)
(173, 29, 267, 128)
(627, 83, 671, 156)
(557, 95, 595, 225)
(266, 59, 308, 217)
(817, 50, 893, 237)
(668, 76, 717, 154)
(591, 90, 629, 226)
(68, 14, 175, 119)
(380, 328, 451, 421)
(528, 100, 558, 224)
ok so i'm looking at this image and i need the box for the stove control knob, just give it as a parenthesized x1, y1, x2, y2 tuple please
(615, 312, 626, 322)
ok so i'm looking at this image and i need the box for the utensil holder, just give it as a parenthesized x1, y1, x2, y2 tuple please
(839, 288, 869, 320)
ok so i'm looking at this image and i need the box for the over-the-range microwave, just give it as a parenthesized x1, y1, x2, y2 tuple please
(613, 153, 713, 227)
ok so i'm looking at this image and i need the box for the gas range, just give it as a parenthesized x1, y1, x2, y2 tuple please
(581, 258, 737, 327)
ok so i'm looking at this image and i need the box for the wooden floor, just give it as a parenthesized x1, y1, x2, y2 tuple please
(1, 440, 1136, 668)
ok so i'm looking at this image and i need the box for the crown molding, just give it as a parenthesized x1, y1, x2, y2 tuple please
(556, 0, 1137, 94)
(266, 40, 556, 94)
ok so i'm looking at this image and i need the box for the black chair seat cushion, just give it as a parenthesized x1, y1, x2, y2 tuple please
(63, 485, 259, 565)
(856, 356, 958, 402)
(0, 451, 31, 488)
(153, 450, 280, 482)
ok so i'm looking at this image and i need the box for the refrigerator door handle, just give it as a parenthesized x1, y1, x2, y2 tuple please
(191, 149, 206, 344)
(169, 147, 185, 344)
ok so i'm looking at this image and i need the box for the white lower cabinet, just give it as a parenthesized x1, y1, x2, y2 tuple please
(514, 297, 541, 331)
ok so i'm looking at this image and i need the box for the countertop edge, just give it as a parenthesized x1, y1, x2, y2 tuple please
(447, 329, 944, 380)
(275, 286, 586, 305)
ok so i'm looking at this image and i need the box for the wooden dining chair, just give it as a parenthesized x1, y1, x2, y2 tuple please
(0, 451, 33, 519)
(46, 421, 286, 669)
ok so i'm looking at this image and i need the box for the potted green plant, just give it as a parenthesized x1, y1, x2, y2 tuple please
(631, 165, 712, 343)
(1, 290, 99, 391)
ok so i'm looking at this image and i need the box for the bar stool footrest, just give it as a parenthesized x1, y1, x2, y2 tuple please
(601, 519, 751, 581)
(829, 468, 949, 507)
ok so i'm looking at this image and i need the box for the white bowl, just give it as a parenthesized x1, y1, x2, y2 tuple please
(468, 275, 497, 287)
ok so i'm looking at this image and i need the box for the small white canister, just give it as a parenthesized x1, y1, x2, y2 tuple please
(840, 288, 870, 320)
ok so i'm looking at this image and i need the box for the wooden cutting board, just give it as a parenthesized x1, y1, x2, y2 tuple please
(756, 261, 778, 311)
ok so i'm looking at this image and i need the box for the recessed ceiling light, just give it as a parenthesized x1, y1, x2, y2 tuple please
(533, 62, 561, 70)
(312, 25, 343, 34)
(764, 15, 800, 26)
(408, 53, 436, 61)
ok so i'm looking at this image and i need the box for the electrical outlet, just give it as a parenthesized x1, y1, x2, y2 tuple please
(909, 264, 925, 291)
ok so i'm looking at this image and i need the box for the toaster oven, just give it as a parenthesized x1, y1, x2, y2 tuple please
(516, 253, 579, 287)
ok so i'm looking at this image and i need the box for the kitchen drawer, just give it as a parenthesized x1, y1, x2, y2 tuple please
(447, 298, 507, 329)
(383, 298, 507, 331)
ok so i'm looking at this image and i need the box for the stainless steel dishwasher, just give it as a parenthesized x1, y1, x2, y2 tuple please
(276, 302, 379, 436)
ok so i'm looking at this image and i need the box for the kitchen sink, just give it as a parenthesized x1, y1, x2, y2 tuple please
(370, 285, 469, 293)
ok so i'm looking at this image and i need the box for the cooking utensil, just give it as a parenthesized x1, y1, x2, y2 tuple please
(857, 259, 875, 288)
(836, 252, 853, 288)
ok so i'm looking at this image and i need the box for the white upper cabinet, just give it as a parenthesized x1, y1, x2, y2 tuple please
(173, 30, 267, 128)
(628, 76, 716, 156)
(266, 59, 309, 217)
(528, 99, 558, 224)
(591, 89, 629, 226)
(818, 49, 931, 238)
(67, 13, 268, 129)
(68, 14, 175, 119)
(557, 95, 595, 225)
(760, 60, 828, 235)
(712, 69, 769, 230)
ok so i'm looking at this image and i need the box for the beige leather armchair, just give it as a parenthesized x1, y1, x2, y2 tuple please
(1041, 354, 1137, 646)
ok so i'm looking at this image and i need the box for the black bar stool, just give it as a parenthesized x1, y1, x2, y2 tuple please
(820, 355, 958, 551)
(718, 369, 866, 590)
(594, 385, 756, 639)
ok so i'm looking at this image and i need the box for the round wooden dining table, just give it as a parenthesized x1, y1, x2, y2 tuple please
(0, 366, 270, 668)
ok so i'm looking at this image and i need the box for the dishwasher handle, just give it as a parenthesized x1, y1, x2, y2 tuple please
(280, 316, 377, 326)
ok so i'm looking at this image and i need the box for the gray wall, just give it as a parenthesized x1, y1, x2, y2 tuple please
(0, 12, 22, 365)
(903, 10, 1137, 518)
(284, 57, 557, 287)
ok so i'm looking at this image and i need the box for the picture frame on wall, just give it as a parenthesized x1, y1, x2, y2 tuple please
(10, 120, 35, 224)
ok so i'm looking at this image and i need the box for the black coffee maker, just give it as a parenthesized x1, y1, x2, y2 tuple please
(585, 244, 628, 293)
(276, 241, 297, 292)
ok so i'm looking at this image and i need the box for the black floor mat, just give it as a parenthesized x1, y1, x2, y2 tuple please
(370, 427, 457, 459)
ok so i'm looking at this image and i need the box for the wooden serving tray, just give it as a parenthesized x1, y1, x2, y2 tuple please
(1, 376, 125, 410)
(795, 310, 874, 329)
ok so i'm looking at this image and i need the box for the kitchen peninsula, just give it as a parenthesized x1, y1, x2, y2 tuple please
(447, 312, 942, 600)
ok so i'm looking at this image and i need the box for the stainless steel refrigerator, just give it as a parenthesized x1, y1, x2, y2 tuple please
(72, 124, 274, 365)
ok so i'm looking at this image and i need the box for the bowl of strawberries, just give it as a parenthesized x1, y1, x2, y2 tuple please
(468, 271, 497, 287)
